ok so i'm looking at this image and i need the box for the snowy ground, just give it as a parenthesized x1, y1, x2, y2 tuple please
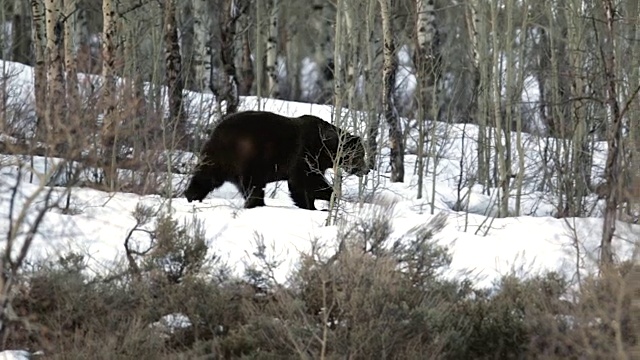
(1, 59, 640, 357)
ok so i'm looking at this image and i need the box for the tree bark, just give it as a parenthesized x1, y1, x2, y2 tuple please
(64, 0, 78, 102)
(238, 8, 254, 96)
(379, 0, 404, 182)
(75, 6, 92, 74)
(414, 0, 439, 199)
(63, 0, 78, 157)
(164, 0, 187, 138)
(490, 0, 509, 217)
(12, 0, 32, 65)
(312, 0, 333, 104)
(365, 0, 379, 170)
(466, 0, 489, 190)
(265, 0, 280, 98)
(600, 0, 623, 267)
(30, 0, 47, 138)
(218, 0, 248, 115)
(44, 0, 65, 150)
(192, 0, 211, 92)
(101, 0, 118, 188)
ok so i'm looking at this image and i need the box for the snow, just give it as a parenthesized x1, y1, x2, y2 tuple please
(1, 59, 639, 355)
(0, 350, 44, 360)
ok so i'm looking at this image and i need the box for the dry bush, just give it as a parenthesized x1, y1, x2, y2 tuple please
(4, 201, 640, 359)
(1, 210, 253, 358)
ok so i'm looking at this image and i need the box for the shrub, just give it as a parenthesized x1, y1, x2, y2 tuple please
(5, 203, 640, 359)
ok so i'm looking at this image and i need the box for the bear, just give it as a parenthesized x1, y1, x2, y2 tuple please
(183, 110, 370, 210)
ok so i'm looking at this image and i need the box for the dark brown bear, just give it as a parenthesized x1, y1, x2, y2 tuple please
(183, 110, 369, 210)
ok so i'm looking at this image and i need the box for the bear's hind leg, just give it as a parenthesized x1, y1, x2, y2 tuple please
(287, 176, 316, 210)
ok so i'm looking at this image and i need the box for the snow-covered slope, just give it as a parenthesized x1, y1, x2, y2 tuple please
(0, 58, 637, 301)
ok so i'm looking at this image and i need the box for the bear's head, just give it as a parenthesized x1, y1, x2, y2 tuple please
(183, 171, 213, 203)
(339, 134, 370, 177)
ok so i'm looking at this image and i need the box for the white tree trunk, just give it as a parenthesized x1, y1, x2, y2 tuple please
(466, 0, 489, 189)
(12, 0, 31, 64)
(44, 0, 65, 149)
(601, 0, 623, 267)
(379, 0, 404, 182)
(192, 0, 211, 92)
(30, 0, 46, 134)
(342, 1, 360, 106)
(101, 0, 118, 187)
(64, 0, 78, 101)
(266, 0, 280, 98)
(416, 0, 436, 59)
(164, 0, 186, 132)
(312, 0, 332, 103)
(414, 0, 438, 200)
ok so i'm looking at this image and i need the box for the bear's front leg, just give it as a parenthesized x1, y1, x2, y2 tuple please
(287, 174, 317, 210)
(307, 173, 333, 202)
(236, 177, 267, 209)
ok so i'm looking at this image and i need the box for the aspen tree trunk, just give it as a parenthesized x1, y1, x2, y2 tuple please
(255, 0, 264, 104)
(545, 0, 565, 214)
(192, 0, 211, 92)
(342, 1, 361, 107)
(101, 0, 118, 188)
(565, 0, 589, 217)
(379, 0, 404, 182)
(164, 0, 187, 137)
(326, 0, 345, 226)
(490, 0, 509, 217)
(466, 0, 488, 190)
(414, 0, 438, 199)
(547, 0, 574, 217)
(64, 0, 78, 103)
(502, 0, 515, 204)
(219, 0, 247, 115)
(312, 0, 332, 104)
(513, 0, 529, 216)
(365, 0, 379, 170)
(31, 0, 46, 137)
(45, 0, 65, 151)
(284, 18, 300, 101)
(63, 0, 78, 157)
(238, 10, 254, 96)
(626, 0, 640, 203)
(532, 3, 552, 193)
(12, 0, 32, 65)
(75, 7, 91, 74)
(265, 0, 280, 98)
(601, 0, 623, 267)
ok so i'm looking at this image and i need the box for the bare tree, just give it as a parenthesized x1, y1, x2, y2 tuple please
(265, 0, 280, 98)
(163, 0, 187, 138)
(513, 0, 529, 215)
(489, 0, 510, 217)
(465, 0, 489, 190)
(342, 0, 363, 107)
(12, 0, 32, 65)
(238, 4, 254, 96)
(64, 0, 78, 104)
(414, 0, 440, 198)
(364, 0, 380, 171)
(312, 0, 333, 104)
(600, 0, 624, 267)
(192, 0, 211, 92)
(44, 0, 66, 151)
(379, 0, 404, 182)
(218, 0, 249, 115)
(101, 0, 118, 188)
(30, 0, 47, 136)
